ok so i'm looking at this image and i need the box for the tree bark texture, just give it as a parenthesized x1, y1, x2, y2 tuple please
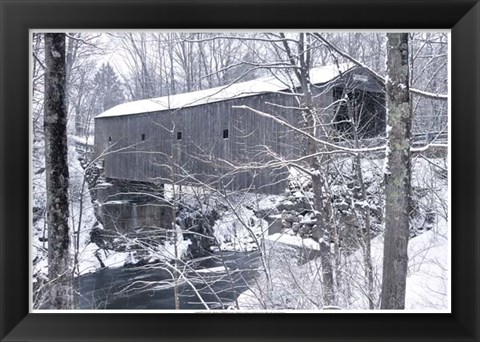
(380, 33, 412, 310)
(44, 33, 73, 309)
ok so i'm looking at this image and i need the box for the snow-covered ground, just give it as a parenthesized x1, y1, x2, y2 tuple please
(235, 221, 448, 311)
(233, 156, 449, 311)
(343, 216, 448, 311)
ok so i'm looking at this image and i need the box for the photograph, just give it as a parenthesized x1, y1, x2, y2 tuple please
(31, 30, 450, 312)
(2, 0, 479, 340)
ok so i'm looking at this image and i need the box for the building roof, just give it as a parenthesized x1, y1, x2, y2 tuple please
(95, 63, 352, 118)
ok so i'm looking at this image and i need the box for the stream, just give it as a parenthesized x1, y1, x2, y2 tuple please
(75, 250, 261, 310)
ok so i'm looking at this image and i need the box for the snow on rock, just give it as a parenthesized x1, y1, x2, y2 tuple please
(101, 250, 132, 268)
(213, 205, 267, 252)
(292, 191, 306, 198)
(265, 233, 320, 251)
(288, 166, 311, 190)
(255, 194, 285, 211)
(194, 266, 230, 274)
(75, 243, 104, 274)
(208, 192, 284, 252)
(96, 182, 113, 187)
(153, 235, 192, 262)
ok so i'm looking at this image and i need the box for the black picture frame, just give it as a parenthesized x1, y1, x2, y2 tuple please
(1, 0, 479, 341)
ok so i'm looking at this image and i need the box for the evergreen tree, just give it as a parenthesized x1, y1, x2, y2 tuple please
(93, 62, 125, 114)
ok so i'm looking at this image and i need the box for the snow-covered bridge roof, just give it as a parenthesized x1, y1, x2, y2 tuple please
(95, 63, 352, 118)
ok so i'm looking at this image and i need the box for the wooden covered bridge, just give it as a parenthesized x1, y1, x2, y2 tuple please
(94, 64, 386, 195)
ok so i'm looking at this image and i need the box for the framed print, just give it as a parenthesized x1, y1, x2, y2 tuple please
(1, 0, 479, 341)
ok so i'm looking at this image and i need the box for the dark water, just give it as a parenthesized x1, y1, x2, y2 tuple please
(75, 251, 261, 310)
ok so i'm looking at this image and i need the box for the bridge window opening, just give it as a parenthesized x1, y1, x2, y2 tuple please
(177, 132, 182, 140)
(141, 134, 145, 141)
(108, 136, 112, 143)
(223, 129, 229, 139)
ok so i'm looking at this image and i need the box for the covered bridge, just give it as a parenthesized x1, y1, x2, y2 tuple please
(94, 64, 385, 194)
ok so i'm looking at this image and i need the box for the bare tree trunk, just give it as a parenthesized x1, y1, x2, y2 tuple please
(44, 33, 73, 309)
(279, 32, 335, 307)
(348, 100, 375, 310)
(311, 174, 335, 307)
(381, 33, 412, 310)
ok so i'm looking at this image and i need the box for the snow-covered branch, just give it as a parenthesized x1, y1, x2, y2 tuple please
(313, 33, 448, 101)
(232, 105, 386, 154)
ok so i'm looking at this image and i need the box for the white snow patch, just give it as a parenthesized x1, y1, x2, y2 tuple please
(405, 222, 448, 310)
(386, 124, 392, 135)
(96, 182, 113, 187)
(51, 49, 61, 58)
(104, 200, 130, 205)
(102, 251, 132, 268)
(69, 134, 94, 146)
(265, 233, 320, 251)
(194, 266, 230, 274)
(212, 195, 271, 252)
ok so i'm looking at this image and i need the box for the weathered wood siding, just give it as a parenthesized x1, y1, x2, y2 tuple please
(94, 69, 385, 194)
